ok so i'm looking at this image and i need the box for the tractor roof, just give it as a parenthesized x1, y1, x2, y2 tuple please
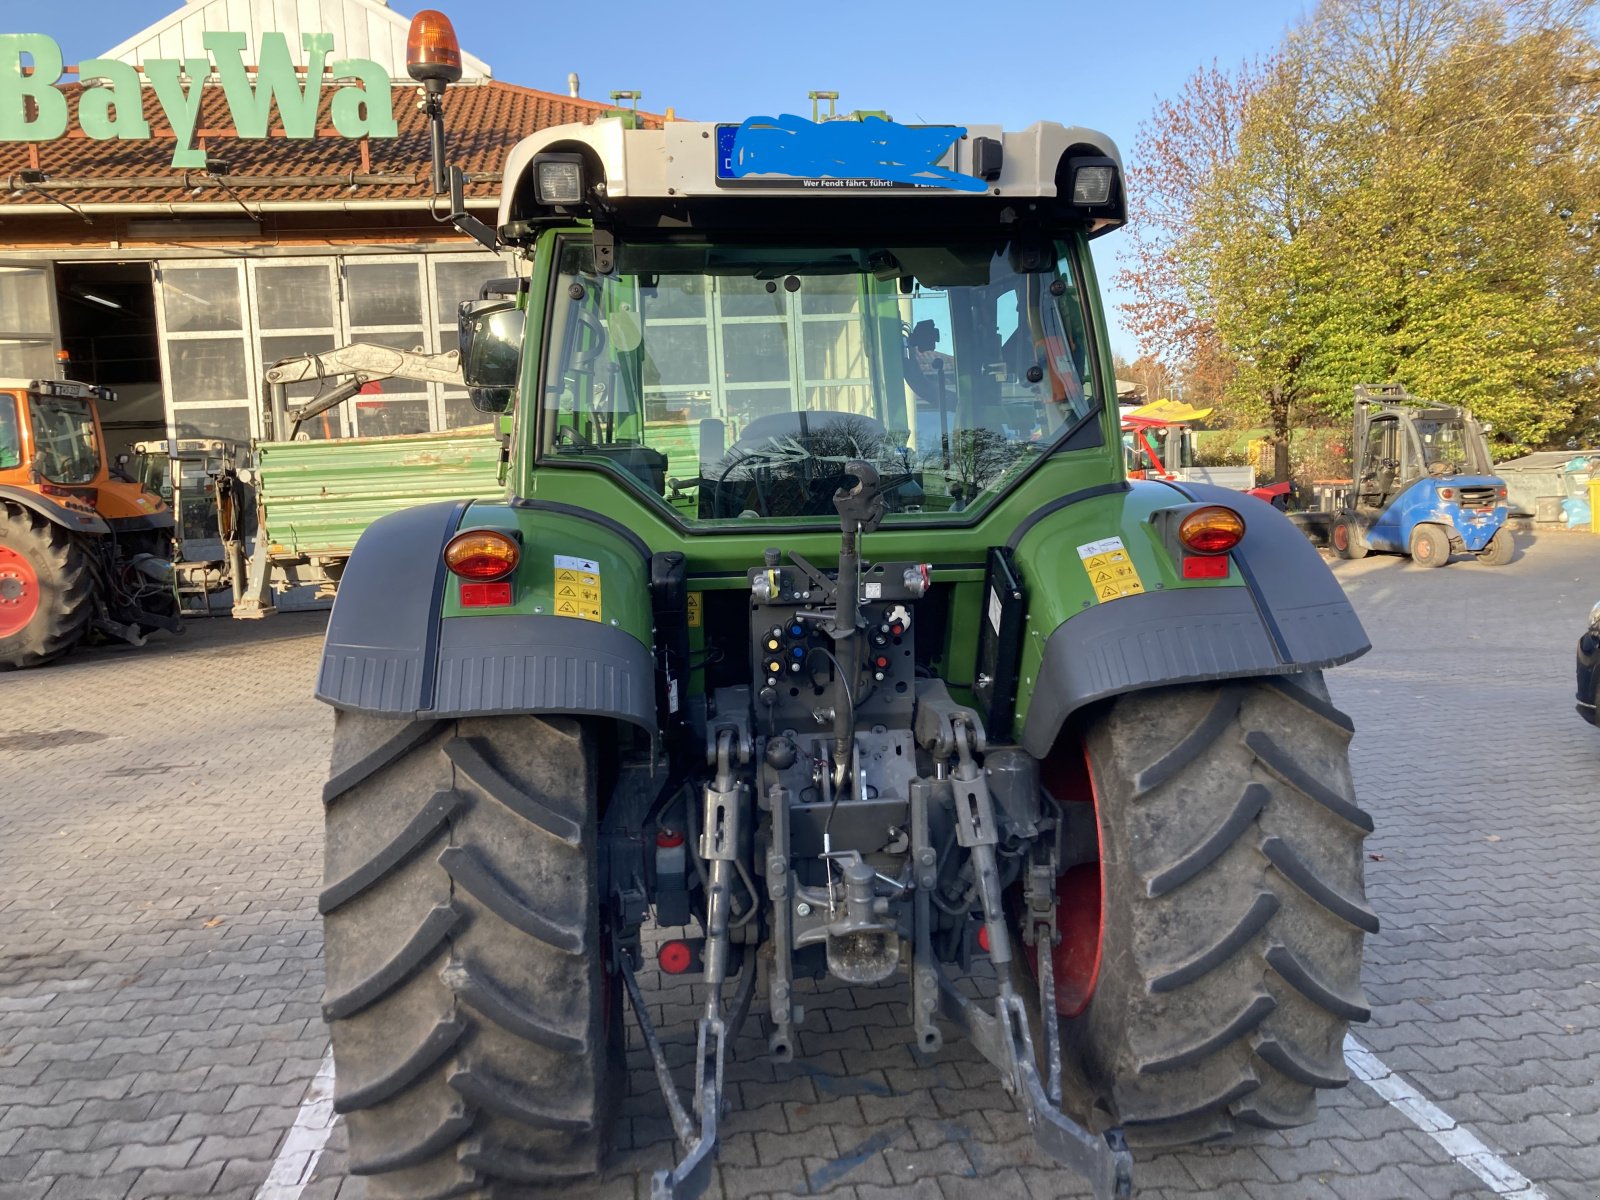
(495, 116, 1126, 239)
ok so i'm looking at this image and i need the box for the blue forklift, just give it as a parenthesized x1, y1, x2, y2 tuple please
(1325, 384, 1513, 566)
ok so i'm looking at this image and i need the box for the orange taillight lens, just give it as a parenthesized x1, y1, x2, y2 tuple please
(444, 529, 519, 581)
(1178, 506, 1245, 554)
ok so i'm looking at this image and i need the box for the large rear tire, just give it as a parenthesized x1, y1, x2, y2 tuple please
(0, 503, 95, 670)
(321, 711, 623, 1198)
(1066, 675, 1375, 1146)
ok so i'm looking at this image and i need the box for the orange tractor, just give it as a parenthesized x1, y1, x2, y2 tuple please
(0, 377, 179, 669)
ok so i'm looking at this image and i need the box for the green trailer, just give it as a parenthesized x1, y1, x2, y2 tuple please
(230, 426, 502, 615)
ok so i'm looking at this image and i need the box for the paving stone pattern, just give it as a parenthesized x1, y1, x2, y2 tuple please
(1, 531, 1597, 1200)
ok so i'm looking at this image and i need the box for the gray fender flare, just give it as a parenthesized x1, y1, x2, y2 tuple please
(0, 483, 109, 534)
(315, 499, 656, 732)
(1018, 483, 1369, 758)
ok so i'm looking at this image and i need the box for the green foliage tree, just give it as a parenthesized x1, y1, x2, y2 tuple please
(1121, 0, 1600, 455)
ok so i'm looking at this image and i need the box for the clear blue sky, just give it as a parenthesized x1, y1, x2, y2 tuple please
(46, 0, 1311, 358)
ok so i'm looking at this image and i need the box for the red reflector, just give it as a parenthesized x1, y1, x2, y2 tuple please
(656, 829, 685, 849)
(1440, 487, 1455, 501)
(659, 940, 693, 974)
(1181, 555, 1230, 580)
(977, 925, 990, 953)
(460, 581, 512, 607)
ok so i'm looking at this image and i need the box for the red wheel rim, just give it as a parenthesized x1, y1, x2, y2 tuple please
(1036, 742, 1105, 1017)
(1332, 523, 1348, 551)
(0, 544, 41, 638)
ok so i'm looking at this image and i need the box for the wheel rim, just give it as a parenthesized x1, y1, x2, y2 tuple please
(1415, 536, 1433, 562)
(1039, 743, 1105, 1017)
(0, 544, 41, 638)
(1332, 523, 1348, 552)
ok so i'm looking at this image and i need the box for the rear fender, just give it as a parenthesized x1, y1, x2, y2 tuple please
(1013, 480, 1368, 758)
(0, 483, 109, 535)
(316, 498, 657, 733)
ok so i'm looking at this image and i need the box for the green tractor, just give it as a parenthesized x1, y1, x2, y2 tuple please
(313, 18, 1377, 1199)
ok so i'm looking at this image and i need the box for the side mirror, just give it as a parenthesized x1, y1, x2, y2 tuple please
(459, 298, 523, 414)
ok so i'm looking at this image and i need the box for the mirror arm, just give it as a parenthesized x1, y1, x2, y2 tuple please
(449, 167, 499, 252)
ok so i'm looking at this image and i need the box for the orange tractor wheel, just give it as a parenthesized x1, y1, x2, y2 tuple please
(0, 504, 95, 669)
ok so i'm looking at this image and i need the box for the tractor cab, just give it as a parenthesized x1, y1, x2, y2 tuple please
(1331, 383, 1511, 566)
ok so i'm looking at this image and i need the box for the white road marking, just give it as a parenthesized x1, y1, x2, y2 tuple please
(254, 1045, 337, 1200)
(1344, 1035, 1548, 1199)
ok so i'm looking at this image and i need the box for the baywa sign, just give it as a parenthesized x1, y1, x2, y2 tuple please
(1, 31, 397, 168)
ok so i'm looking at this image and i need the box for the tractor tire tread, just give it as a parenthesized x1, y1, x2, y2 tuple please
(323, 710, 620, 1197)
(1145, 783, 1270, 898)
(0, 505, 97, 669)
(319, 790, 464, 914)
(1070, 675, 1372, 1143)
(321, 903, 462, 1021)
(1261, 836, 1381, 933)
(335, 1019, 467, 1114)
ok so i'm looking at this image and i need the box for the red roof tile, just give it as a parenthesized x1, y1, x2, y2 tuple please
(2, 81, 665, 208)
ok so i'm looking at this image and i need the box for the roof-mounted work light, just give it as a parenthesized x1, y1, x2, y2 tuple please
(534, 155, 586, 207)
(1066, 156, 1118, 206)
(406, 10, 462, 91)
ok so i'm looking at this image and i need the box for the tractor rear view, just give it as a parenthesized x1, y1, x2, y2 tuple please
(0, 378, 178, 669)
(308, 15, 1379, 1198)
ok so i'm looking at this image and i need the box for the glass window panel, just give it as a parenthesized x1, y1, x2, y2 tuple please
(806, 384, 872, 415)
(643, 326, 710, 388)
(347, 263, 422, 328)
(0, 340, 55, 379)
(256, 266, 333, 330)
(727, 388, 794, 426)
(167, 338, 246, 402)
(641, 276, 707, 321)
(261, 334, 341, 432)
(342, 332, 429, 393)
(353, 398, 430, 437)
(803, 319, 867, 383)
(719, 276, 785, 318)
(442, 394, 496, 429)
(800, 276, 862, 315)
(174, 405, 251, 442)
(162, 269, 242, 333)
(722, 323, 790, 383)
(434, 259, 506, 324)
(0, 270, 51, 334)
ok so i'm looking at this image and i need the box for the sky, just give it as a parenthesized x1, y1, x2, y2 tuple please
(42, 0, 1315, 359)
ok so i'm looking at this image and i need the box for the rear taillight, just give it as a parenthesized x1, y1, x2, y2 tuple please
(1177, 506, 1245, 554)
(444, 529, 520, 581)
(1440, 487, 1456, 501)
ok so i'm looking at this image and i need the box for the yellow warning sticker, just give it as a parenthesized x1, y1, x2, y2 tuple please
(553, 554, 602, 622)
(686, 592, 703, 628)
(1076, 536, 1145, 602)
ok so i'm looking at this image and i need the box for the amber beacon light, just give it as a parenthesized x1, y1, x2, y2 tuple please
(406, 10, 463, 88)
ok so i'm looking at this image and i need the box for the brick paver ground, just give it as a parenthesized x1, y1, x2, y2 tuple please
(1, 530, 1596, 1200)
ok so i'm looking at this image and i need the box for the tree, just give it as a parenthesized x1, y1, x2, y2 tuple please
(1119, 0, 1600, 453)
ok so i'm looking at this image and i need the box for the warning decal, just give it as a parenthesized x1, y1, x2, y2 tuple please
(686, 592, 703, 628)
(553, 554, 602, 622)
(1076, 536, 1145, 603)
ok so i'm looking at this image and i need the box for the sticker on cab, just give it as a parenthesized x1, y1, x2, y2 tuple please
(1076, 536, 1145, 603)
(686, 592, 703, 628)
(553, 554, 602, 622)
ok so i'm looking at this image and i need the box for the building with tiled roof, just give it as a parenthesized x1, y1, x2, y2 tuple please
(0, 0, 666, 454)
